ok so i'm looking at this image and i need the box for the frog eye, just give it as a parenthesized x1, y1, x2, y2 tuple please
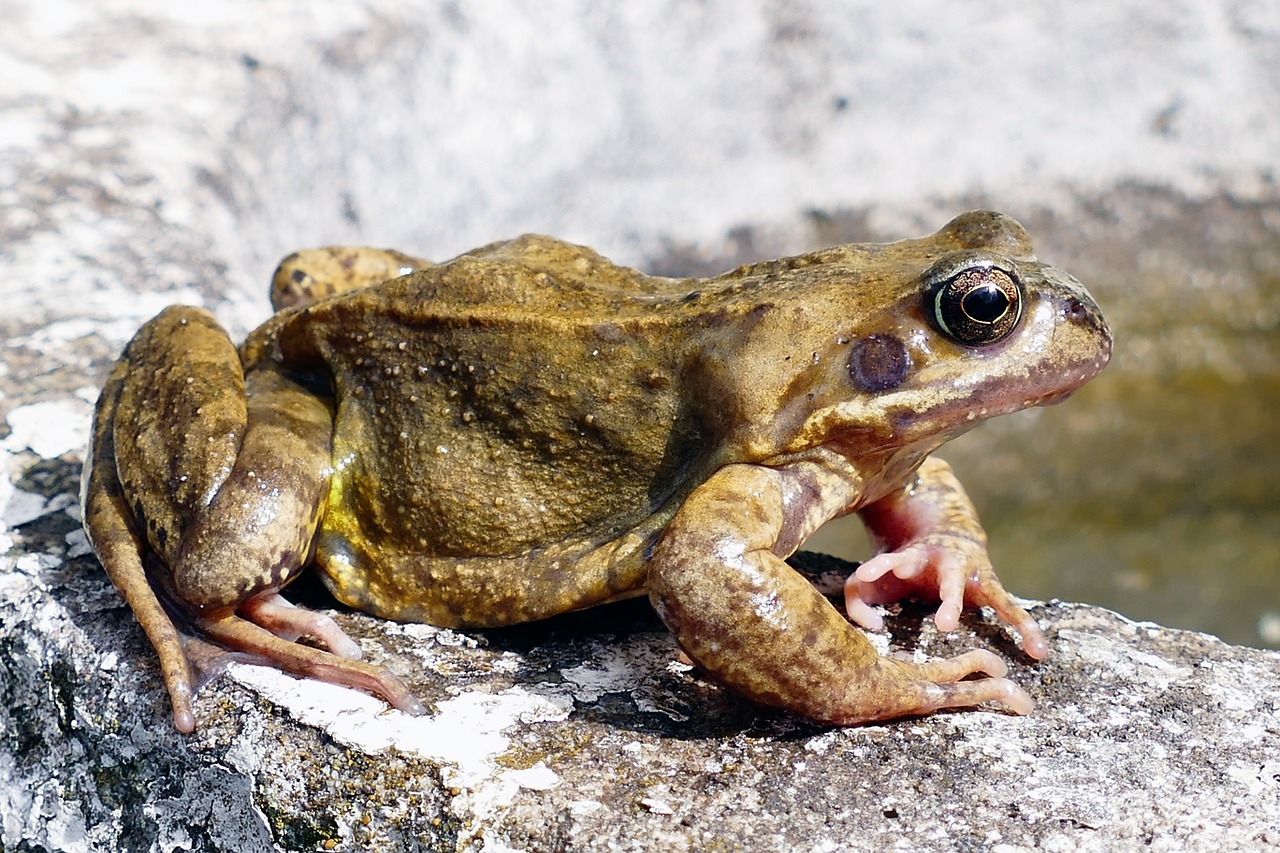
(927, 260, 1023, 346)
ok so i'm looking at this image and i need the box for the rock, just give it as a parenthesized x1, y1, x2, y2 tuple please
(4, 567, 1280, 850)
(3, 1, 1277, 851)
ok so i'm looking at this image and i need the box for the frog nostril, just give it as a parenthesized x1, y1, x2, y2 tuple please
(1067, 298, 1085, 318)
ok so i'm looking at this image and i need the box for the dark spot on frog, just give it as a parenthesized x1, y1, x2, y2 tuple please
(592, 322, 627, 343)
(848, 334, 910, 392)
(291, 269, 307, 284)
(642, 369, 670, 390)
(270, 549, 298, 584)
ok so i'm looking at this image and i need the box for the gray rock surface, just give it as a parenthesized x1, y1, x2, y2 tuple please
(3, 1, 1278, 851)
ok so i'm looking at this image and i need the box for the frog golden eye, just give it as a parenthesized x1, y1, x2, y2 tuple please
(928, 263, 1023, 346)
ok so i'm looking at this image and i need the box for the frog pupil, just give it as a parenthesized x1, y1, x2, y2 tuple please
(926, 264, 1022, 346)
(961, 283, 1009, 324)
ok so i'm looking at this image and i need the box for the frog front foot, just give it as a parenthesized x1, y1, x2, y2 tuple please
(850, 457, 1049, 660)
(648, 463, 1035, 725)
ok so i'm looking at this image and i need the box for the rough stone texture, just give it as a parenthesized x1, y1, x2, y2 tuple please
(2, 1, 1278, 851)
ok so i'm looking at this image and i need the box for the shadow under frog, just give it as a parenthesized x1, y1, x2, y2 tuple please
(82, 211, 1111, 733)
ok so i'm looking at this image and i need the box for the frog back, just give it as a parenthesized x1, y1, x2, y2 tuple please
(272, 236, 743, 559)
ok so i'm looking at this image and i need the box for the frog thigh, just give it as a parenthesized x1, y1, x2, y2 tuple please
(107, 306, 334, 609)
(110, 306, 248, 569)
(171, 360, 335, 608)
(647, 463, 1033, 724)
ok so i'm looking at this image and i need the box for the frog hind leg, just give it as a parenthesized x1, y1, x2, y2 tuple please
(87, 306, 422, 729)
(194, 596, 425, 716)
(647, 464, 1033, 725)
(84, 354, 200, 731)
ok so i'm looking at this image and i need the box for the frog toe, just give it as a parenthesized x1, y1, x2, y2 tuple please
(911, 673, 1035, 717)
(198, 611, 427, 718)
(238, 591, 363, 659)
(890, 649, 1035, 717)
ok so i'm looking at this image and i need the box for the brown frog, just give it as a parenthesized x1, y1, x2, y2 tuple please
(82, 211, 1111, 733)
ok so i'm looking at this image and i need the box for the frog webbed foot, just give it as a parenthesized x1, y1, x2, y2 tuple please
(851, 456, 1048, 660)
(895, 649, 1035, 716)
(191, 594, 427, 719)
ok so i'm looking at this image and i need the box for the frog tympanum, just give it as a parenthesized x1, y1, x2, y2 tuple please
(83, 211, 1111, 732)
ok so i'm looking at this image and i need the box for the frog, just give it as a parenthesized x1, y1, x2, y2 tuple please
(82, 210, 1111, 733)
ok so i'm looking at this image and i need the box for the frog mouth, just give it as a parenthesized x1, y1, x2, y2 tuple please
(1035, 387, 1076, 407)
(1032, 347, 1112, 407)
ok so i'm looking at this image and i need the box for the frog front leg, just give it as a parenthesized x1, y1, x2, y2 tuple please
(848, 457, 1048, 660)
(647, 462, 1033, 725)
(84, 306, 422, 731)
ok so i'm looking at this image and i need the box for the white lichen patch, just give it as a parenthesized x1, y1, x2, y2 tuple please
(500, 761, 560, 792)
(559, 642, 650, 703)
(557, 633, 695, 721)
(2, 399, 92, 461)
(228, 664, 571, 773)
(1197, 659, 1263, 713)
(1057, 626, 1195, 691)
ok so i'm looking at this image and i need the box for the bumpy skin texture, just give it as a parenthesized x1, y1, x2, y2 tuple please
(83, 211, 1111, 731)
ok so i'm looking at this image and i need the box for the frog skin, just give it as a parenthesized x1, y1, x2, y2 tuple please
(82, 211, 1111, 733)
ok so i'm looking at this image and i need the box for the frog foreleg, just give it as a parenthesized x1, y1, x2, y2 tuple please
(850, 457, 1049, 660)
(647, 464, 1033, 724)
